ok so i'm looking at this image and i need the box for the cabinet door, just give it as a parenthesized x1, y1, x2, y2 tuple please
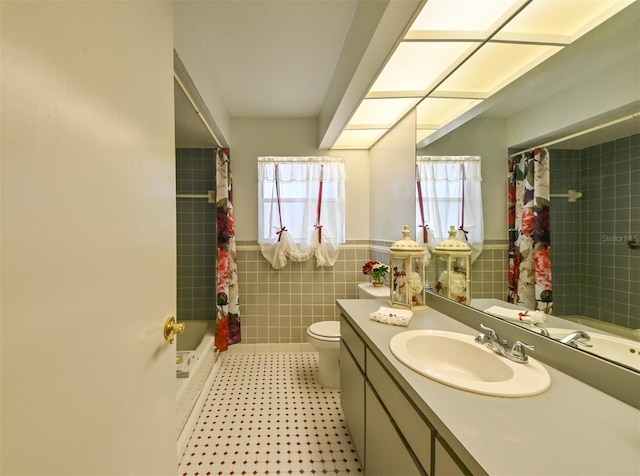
(365, 384, 425, 476)
(367, 350, 433, 473)
(340, 341, 365, 463)
(435, 439, 467, 476)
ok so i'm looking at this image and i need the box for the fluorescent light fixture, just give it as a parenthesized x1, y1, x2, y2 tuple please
(333, 129, 388, 149)
(348, 97, 419, 128)
(330, 0, 634, 149)
(497, 0, 636, 41)
(409, 0, 527, 36)
(416, 98, 482, 129)
(435, 43, 562, 96)
(369, 41, 479, 94)
(416, 129, 437, 143)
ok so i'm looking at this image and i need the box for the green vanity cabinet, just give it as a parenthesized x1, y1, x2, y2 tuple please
(339, 324, 365, 463)
(365, 382, 424, 475)
(340, 314, 471, 476)
(337, 297, 640, 475)
(366, 349, 432, 474)
(342, 314, 420, 474)
(434, 439, 466, 476)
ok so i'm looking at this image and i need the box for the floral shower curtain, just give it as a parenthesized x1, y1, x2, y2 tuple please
(507, 148, 553, 312)
(215, 148, 241, 351)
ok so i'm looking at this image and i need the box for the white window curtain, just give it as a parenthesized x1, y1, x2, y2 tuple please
(258, 156, 346, 269)
(416, 156, 484, 262)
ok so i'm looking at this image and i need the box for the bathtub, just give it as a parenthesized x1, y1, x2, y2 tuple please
(176, 320, 220, 455)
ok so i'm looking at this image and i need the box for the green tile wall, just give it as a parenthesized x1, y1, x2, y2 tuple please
(176, 148, 217, 321)
(551, 133, 639, 330)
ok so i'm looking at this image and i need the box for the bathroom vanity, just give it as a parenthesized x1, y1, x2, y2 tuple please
(338, 298, 640, 476)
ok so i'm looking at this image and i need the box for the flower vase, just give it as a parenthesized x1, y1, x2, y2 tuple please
(371, 276, 384, 287)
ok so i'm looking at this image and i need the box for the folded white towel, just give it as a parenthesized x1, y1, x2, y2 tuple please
(484, 305, 547, 324)
(370, 306, 413, 326)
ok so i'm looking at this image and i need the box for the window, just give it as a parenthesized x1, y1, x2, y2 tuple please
(258, 156, 345, 269)
(416, 156, 484, 261)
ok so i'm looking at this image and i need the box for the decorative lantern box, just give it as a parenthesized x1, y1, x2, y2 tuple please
(389, 226, 427, 310)
(433, 226, 472, 305)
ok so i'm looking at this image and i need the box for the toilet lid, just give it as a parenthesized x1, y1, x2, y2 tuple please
(308, 321, 340, 339)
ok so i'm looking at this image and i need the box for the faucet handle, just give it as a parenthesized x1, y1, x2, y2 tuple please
(510, 341, 534, 362)
(479, 323, 498, 340)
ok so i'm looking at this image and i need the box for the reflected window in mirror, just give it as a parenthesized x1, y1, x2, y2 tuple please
(415, 156, 484, 261)
(416, 156, 484, 300)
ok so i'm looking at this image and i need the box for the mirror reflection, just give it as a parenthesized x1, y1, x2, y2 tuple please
(415, 7, 639, 371)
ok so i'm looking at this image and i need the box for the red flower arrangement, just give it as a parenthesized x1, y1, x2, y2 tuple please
(362, 260, 389, 281)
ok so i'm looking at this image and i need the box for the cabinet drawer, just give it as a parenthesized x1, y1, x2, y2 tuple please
(340, 315, 365, 370)
(367, 349, 433, 474)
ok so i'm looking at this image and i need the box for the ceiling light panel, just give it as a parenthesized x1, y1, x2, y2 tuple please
(496, 0, 635, 42)
(333, 129, 388, 149)
(416, 129, 437, 143)
(331, 0, 635, 150)
(416, 98, 482, 129)
(408, 0, 528, 37)
(434, 42, 562, 96)
(348, 97, 419, 128)
(368, 41, 479, 94)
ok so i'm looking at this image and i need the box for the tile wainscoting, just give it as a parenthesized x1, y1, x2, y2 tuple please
(235, 240, 509, 344)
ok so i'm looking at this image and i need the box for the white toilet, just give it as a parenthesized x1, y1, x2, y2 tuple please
(306, 284, 389, 388)
(306, 321, 341, 388)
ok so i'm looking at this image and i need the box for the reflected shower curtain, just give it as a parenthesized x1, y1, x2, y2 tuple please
(215, 148, 241, 351)
(507, 148, 553, 312)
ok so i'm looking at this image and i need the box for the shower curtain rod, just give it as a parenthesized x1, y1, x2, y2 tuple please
(508, 112, 640, 157)
(174, 72, 222, 148)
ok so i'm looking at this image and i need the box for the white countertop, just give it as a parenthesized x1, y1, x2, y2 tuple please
(337, 298, 640, 476)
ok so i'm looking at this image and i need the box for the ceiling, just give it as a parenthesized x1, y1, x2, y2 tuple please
(174, 0, 368, 148)
(174, 0, 639, 151)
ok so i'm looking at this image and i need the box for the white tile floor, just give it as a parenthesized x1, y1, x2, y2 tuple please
(178, 352, 363, 475)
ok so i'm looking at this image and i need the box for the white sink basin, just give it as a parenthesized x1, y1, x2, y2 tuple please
(545, 328, 640, 371)
(389, 330, 551, 397)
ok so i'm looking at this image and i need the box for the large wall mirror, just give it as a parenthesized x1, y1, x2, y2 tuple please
(415, 5, 639, 373)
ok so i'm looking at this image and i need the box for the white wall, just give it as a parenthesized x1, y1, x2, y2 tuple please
(231, 118, 370, 241)
(174, 2, 231, 145)
(370, 110, 418, 242)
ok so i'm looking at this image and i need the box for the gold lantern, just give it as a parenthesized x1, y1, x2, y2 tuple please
(389, 226, 427, 310)
(433, 226, 472, 305)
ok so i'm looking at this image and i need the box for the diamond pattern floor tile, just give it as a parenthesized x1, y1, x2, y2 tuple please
(178, 352, 362, 475)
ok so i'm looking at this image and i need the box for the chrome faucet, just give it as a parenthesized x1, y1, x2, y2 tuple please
(530, 322, 550, 337)
(475, 324, 534, 363)
(559, 330, 593, 348)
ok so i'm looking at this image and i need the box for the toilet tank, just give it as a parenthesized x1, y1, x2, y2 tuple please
(358, 283, 389, 299)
